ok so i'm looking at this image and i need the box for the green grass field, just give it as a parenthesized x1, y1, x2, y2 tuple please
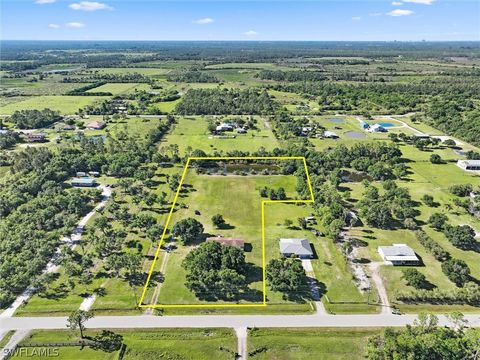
(13, 328, 236, 360)
(155, 170, 303, 306)
(343, 143, 480, 313)
(86, 83, 150, 95)
(162, 116, 280, 155)
(248, 328, 381, 360)
(86, 67, 171, 76)
(0, 96, 109, 114)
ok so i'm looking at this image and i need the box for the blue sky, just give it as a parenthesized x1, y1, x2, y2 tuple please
(1, 0, 479, 41)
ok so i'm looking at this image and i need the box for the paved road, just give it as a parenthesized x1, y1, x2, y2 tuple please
(2, 313, 480, 332)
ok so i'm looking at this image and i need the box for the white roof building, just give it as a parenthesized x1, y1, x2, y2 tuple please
(378, 244, 419, 265)
(216, 123, 234, 132)
(324, 131, 338, 139)
(457, 160, 480, 171)
(368, 124, 387, 133)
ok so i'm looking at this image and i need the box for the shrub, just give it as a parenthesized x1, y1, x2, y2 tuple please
(449, 184, 473, 197)
(443, 225, 477, 250)
(414, 230, 449, 261)
(428, 213, 448, 230)
(442, 259, 471, 287)
(402, 269, 428, 289)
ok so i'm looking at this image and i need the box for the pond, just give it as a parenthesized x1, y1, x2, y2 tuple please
(375, 122, 395, 128)
(341, 171, 373, 182)
(345, 131, 366, 139)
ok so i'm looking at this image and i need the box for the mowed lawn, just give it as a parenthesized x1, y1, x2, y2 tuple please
(156, 170, 310, 307)
(13, 328, 236, 360)
(0, 95, 109, 114)
(162, 116, 280, 155)
(263, 202, 378, 314)
(248, 328, 380, 360)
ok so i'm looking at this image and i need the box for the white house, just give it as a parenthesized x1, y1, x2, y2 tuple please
(457, 160, 480, 171)
(378, 244, 419, 265)
(324, 131, 339, 139)
(216, 123, 234, 132)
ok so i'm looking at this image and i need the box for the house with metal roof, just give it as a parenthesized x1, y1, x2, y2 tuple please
(71, 177, 97, 187)
(457, 160, 480, 171)
(279, 238, 313, 259)
(378, 244, 419, 265)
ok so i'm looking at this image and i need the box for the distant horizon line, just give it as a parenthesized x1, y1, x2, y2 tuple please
(1, 39, 479, 43)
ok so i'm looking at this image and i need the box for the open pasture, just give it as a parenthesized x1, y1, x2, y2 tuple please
(0, 95, 109, 115)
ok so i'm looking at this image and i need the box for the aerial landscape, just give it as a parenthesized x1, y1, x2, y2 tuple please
(0, 0, 479, 359)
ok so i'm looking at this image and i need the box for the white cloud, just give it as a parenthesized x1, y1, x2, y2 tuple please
(48, 23, 60, 28)
(65, 22, 85, 28)
(352, 16, 361, 21)
(69, 1, 113, 11)
(387, 9, 414, 16)
(35, 0, 56, 4)
(392, 1, 403, 5)
(194, 17, 214, 25)
(403, 0, 435, 4)
(244, 30, 258, 37)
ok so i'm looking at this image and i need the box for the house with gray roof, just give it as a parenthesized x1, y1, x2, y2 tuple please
(71, 177, 97, 187)
(378, 244, 419, 265)
(279, 238, 313, 259)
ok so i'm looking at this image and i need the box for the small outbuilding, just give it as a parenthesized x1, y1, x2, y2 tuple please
(279, 238, 314, 259)
(378, 244, 419, 265)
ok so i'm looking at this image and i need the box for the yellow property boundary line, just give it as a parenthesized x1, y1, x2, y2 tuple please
(138, 156, 315, 309)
